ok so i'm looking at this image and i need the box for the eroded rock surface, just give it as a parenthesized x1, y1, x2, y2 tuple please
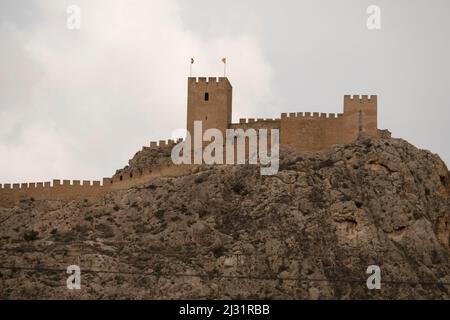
(0, 135, 449, 299)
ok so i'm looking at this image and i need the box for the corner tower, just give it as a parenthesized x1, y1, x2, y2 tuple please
(342, 95, 378, 143)
(187, 77, 232, 138)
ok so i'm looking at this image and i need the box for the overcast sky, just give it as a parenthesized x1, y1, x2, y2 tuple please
(1, 0, 449, 183)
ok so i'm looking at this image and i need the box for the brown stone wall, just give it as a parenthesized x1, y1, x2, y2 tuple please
(342, 95, 378, 143)
(278, 95, 377, 152)
(0, 180, 111, 208)
(229, 118, 281, 131)
(280, 112, 345, 151)
(186, 77, 232, 139)
(0, 163, 193, 208)
(226, 119, 280, 163)
(110, 163, 193, 190)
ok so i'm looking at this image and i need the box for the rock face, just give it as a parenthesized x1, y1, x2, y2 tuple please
(0, 134, 449, 299)
(114, 144, 173, 178)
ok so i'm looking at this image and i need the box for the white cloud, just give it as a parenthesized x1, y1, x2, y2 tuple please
(0, 0, 273, 183)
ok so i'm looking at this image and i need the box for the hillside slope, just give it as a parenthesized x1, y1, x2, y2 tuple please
(0, 134, 449, 299)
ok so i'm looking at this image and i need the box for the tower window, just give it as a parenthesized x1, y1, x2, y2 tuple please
(204, 92, 209, 101)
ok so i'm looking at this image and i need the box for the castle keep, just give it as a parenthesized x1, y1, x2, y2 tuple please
(0, 77, 378, 207)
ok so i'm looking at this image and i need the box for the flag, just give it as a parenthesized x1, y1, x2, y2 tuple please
(191, 58, 194, 64)
(221, 57, 226, 64)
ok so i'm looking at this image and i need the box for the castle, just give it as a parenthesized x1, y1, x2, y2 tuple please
(0, 77, 378, 207)
(187, 77, 377, 152)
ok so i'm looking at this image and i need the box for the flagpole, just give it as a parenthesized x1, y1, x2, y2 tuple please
(189, 58, 195, 77)
(222, 57, 227, 77)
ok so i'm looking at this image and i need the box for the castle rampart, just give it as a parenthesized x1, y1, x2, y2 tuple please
(0, 179, 110, 207)
(0, 141, 193, 208)
(229, 118, 281, 131)
(0, 77, 379, 207)
(279, 111, 346, 151)
(226, 95, 375, 153)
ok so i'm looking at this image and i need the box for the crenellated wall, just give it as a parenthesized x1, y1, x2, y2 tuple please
(145, 138, 179, 150)
(276, 95, 376, 152)
(279, 111, 345, 151)
(229, 118, 281, 131)
(0, 179, 110, 208)
(0, 141, 192, 208)
(228, 94, 377, 153)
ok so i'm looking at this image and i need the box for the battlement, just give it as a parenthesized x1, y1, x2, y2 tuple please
(0, 162, 193, 208)
(280, 112, 343, 119)
(238, 118, 280, 124)
(0, 177, 111, 208)
(147, 139, 178, 150)
(110, 162, 192, 189)
(344, 94, 377, 102)
(0, 179, 111, 190)
(188, 77, 231, 87)
(344, 94, 377, 103)
(112, 168, 144, 183)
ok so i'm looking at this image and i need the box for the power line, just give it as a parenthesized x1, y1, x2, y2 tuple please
(0, 240, 390, 258)
(1, 265, 449, 287)
(0, 247, 384, 258)
(2, 241, 447, 287)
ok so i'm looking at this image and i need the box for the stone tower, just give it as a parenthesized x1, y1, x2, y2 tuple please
(342, 95, 378, 143)
(186, 77, 232, 139)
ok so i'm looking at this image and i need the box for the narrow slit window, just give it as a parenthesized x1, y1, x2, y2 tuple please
(204, 92, 209, 101)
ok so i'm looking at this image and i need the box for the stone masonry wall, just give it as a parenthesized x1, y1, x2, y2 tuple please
(0, 140, 192, 208)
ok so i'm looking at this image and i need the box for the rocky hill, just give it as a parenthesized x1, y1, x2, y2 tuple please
(0, 134, 449, 299)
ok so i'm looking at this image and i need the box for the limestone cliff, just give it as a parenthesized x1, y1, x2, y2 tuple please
(0, 134, 449, 299)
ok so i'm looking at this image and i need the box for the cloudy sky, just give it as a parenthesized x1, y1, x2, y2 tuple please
(1, 0, 449, 183)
